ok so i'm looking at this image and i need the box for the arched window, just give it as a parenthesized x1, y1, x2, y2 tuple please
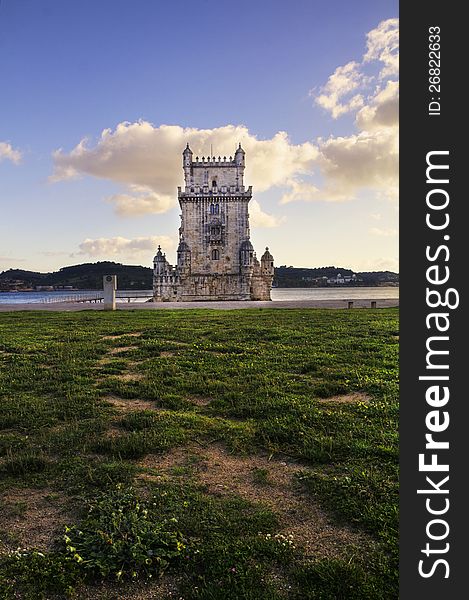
(212, 180, 217, 188)
(211, 249, 220, 260)
(209, 204, 220, 215)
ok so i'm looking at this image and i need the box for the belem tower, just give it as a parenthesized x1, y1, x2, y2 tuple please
(152, 144, 274, 302)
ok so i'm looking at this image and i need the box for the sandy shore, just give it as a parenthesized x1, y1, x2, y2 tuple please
(0, 298, 398, 312)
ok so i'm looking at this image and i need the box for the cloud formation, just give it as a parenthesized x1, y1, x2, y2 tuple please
(106, 185, 175, 217)
(280, 179, 320, 204)
(315, 62, 366, 119)
(359, 257, 399, 272)
(249, 200, 285, 228)
(0, 142, 22, 164)
(283, 18, 398, 205)
(316, 127, 398, 201)
(314, 18, 398, 120)
(364, 18, 399, 79)
(50, 18, 398, 220)
(78, 236, 174, 258)
(355, 80, 398, 132)
(51, 124, 316, 221)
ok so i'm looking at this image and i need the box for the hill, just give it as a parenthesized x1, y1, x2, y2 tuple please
(273, 265, 399, 287)
(0, 261, 399, 291)
(0, 262, 152, 291)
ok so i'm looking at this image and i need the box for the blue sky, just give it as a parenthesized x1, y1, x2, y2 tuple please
(0, 0, 398, 273)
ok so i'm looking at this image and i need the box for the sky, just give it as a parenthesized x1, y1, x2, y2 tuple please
(0, 0, 398, 274)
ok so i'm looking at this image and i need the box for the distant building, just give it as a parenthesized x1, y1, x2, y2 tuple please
(326, 273, 357, 285)
(153, 145, 274, 301)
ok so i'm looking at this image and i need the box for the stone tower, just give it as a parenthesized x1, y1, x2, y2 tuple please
(153, 144, 274, 301)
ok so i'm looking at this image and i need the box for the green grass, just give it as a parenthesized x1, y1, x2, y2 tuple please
(0, 308, 399, 598)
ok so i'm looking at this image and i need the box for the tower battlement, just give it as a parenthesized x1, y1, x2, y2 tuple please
(183, 143, 245, 190)
(191, 156, 235, 165)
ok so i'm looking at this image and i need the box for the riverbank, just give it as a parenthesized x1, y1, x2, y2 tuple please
(0, 298, 399, 312)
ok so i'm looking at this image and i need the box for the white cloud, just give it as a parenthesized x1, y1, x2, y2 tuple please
(355, 80, 399, 131)
(299, 18, 399, 204)
(281, 128, 398, 204)
(314, 61, 366, 119)
(78, 236, 175, 258)
(280, 179, 320, 204)
(50, 18, 398, 219)
(313, 18, 398, 120)
(364, 18, 399, 79)
(51, 123, 318, 216)
(106, 185, 175, 217)
(369, 227, 397, 237)
(0, 142, 22, 164)
(318, 128, 398, 200)
(359, 257, 399, 272)
(249, 200, 285, 228)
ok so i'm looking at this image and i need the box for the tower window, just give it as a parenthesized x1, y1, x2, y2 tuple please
(210, 204, 220, 215)
(212, 180, 217, 187)
(211, 249, 220, 260)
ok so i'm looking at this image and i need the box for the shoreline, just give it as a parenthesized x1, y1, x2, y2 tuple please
(0, 298, 399, 312)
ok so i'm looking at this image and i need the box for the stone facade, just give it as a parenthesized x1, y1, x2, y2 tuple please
(153, 144, 274, 301)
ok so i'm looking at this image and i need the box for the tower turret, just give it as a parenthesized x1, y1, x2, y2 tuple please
(177, 240, 191, 276)
(183, 143, 193, 187)
(234, 143, 245, 165)
(234, 143, 245, 190)
(153, 245, 166, 276)
(183, 142, 193, 162)
(261, 247, 275, 276)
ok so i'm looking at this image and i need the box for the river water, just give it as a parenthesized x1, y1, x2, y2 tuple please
(0, 287, 399, 305)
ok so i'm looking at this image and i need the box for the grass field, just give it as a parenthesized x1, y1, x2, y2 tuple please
(0, 308, 399, 599)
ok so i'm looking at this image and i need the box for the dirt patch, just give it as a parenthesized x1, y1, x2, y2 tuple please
(102, 333, 142, 340)
(109, 346, 135, 355)
(103, 426, 124, 439)
(138, 444, 369, 559)
(103, 395, 159, 412)
(187, 396, 211, 407)
(317, 392, 371, 405)
(159, 351, 175, 357)
(116, 372, 145, 382)
(0, 489, 70, 554)
(96, 356, 112, 366)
